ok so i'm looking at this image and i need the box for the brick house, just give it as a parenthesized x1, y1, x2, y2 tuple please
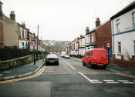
(95, 18, 112, 49)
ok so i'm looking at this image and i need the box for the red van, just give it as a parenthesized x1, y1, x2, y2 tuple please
(82, 48, 109, 69)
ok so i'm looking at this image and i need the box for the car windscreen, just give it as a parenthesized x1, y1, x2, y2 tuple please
(46, 54, 58, 59)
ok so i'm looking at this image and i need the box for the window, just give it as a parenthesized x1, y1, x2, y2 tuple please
(133, 40, 135, 55)
(22, 42, 24, 48)
(116, 23, 120, 33)
(118, 42, 121, 54)
(132, 12, 135, 29)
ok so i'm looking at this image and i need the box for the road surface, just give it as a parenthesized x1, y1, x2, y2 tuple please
(0, 57, 135, 97)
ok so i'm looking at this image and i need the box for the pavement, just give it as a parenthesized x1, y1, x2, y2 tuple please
(71, 57, 135, 79)
(0, 59, 45, 81)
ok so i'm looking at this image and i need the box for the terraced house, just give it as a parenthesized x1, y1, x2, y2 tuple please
(111, 1, 135, 66)
(0, 2, 19, 48)
(0, 1, 42, 51)
(18, 23, 30, 49)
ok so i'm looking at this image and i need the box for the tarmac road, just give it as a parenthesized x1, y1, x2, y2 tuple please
(0, 57, 135, 97)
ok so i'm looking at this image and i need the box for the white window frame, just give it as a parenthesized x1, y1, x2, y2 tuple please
(132, 12, 135, 29)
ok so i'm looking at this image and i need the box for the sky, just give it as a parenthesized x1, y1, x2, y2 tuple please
(1, 0, 134, 41)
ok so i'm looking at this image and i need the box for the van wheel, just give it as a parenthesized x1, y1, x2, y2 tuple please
(102, 65, 107, 69)
(82, 62, 86, 66)
(91, 64, 96, 68)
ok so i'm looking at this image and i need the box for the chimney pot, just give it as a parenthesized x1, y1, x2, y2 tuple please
(10, 11, 16, 21)
(86, 26, 90, 34)
(96, 17, 101, 27)
(0, 1, 3, 17)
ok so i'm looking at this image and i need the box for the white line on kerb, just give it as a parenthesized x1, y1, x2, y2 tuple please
(78, 72, 103, 84)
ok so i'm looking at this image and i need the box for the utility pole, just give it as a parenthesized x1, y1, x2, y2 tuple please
(36, 25, 39, 60)
(37, 24, 39, 51)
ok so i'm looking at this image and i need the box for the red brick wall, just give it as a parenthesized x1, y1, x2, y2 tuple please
(95, 20, 112, 48)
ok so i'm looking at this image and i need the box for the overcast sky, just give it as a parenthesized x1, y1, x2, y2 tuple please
(1, 0, 134, 41)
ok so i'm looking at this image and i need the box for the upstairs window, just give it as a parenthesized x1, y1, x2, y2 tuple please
(116, 23, 120, 33)
(116, 19, 120, 33)
(132, 12, 135, 29)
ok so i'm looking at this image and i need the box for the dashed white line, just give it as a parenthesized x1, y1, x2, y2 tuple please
(62, 60, 76, 70)
(67, 64, 76, 70)
(78, 72, 103, 84)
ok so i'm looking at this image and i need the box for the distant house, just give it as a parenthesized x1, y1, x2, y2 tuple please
(69, 39, 76, 56)
(78, 35, 85, 56)
(85, 27, 95, 52)
(29, 32, 36, 50)
(85, 18, 112, 53)
(18, 23, 29, 49)
(111, 1, 135, 66)
(75, 38, 79, 55)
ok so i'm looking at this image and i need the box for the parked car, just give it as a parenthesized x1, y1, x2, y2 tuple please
(82, 48, 108, 69)
(45, 54, 59, 65)
(63, 54, 70, 59)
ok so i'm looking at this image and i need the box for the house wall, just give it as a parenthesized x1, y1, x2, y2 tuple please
(3, 16, 18, 47)
(85, 34, 90, 45)
(95, 20, 112, 48)
(0, 19, 3, 47)
(18, 25, 29, 49)
(112, 8, 135, 65)
(113, 31, 135, 60)
(112, 9, 135, 34)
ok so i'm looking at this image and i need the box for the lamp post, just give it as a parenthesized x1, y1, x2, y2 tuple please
(33, 38, 36, 65)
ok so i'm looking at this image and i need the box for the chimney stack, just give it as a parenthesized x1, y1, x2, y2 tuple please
(10, 11, 16, 21)
(96, 18, 100, 27)
(86, 26, 90, 34)
(0, 1, 3, 17)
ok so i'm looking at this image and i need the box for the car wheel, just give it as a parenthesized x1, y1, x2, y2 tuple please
(56, 61, 59, 65)
(45, 61, 48, 65)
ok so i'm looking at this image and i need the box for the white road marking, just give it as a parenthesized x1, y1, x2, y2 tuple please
(118, 80, 134, 84)
(103, 80, 119, 84)
(62, 60, 76, 70)
(67, 64, 76, 70)
(78, 72, 103, 84)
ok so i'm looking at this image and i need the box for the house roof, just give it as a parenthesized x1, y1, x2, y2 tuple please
(85, 29, 96, 35)
(89, 29, 96, 33)
(111, 1, 135, 20)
